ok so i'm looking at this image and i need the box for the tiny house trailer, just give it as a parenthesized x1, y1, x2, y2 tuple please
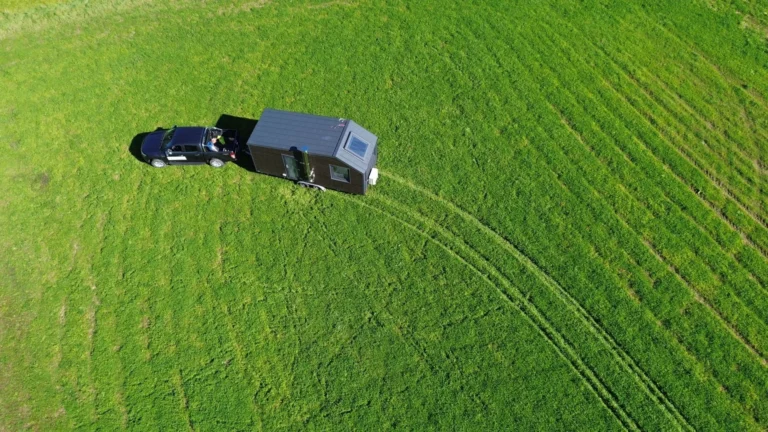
(246, 109, 379, 195)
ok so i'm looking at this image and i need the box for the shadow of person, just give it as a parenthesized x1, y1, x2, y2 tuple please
(216, 114, 258, 173)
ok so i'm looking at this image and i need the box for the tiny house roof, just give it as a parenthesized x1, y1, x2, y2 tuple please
(247, 108, 378, 173)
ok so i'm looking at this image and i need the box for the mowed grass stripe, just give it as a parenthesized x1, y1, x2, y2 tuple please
(534, 16, 768, 285)
(608, 0, 768, 152)
(540, 23, 768, 282)
(88, 175, 151, 428)
(83, 200, 130, 428)
(548, 5, 768, 237)
(415, 22, 692, 428)
(459, 37, 757, 424)
(338, 192, 639, 431)
(448, 7, 765, 427)
(160, 205, 257, 430)
(537, 107, 768, 425)
(525, 22, 768, 317)
(117, 184, 190, 429)
(384, 157, 763, 427)
(382, 162, 761, 429)
(640, 5, 768, 116)
(588, 31, 767, 212)
(516, 20, 768, 326)
(599, 4, 768, 220)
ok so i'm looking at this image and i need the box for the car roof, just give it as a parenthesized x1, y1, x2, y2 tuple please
(172, 127, 206, 146)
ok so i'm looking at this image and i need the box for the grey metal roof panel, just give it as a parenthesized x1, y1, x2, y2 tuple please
(247, 109, 348, 157)
(334, 121, 378, 173)
(247, 108, 378, 173)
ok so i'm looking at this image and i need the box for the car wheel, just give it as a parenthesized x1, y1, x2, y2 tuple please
(209, 158, 224, 168)
(150, 159, 166, 168)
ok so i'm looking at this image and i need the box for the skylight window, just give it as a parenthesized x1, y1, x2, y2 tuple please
(345, 135, 369, 159)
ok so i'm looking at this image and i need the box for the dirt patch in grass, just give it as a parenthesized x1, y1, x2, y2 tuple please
(306, 1, 356, 9)
(36, 172, 49, 190)
(217, 0, 271, 15)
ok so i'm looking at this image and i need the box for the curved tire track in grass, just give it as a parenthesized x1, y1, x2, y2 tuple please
(376, 172, 692, 431)
(337, 190, 640, 431)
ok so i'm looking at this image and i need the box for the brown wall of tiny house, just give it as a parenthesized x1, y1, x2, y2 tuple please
(248, 145, 366, 195)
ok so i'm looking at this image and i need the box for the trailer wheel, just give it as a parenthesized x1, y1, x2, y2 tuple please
(209, 158, 224, 168)
(297, 181, 326, 192)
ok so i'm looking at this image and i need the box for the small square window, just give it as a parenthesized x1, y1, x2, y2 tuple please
(345, 135, 369, 159)
(330, 165, 350, 183)
(183, 145, 199, 152)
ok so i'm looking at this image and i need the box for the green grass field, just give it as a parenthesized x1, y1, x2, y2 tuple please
(1, 0, 767, 429)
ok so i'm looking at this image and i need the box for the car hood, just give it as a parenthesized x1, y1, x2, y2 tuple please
(141, 130, 165, 157)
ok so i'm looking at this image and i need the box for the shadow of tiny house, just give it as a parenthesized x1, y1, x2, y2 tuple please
(246, 108, 379, 195)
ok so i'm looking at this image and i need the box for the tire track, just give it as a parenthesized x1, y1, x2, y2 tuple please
(378, 172, 693, 431)
(214, 203, 262, 424)
(171, 369, 194, 432)
(544, 13, 768, 236)
(336, 191, 640, 431)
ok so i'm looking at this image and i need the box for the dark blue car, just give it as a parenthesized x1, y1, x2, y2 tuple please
(141, 126, 239, 168)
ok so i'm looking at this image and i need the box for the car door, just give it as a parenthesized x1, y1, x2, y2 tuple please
(166, 143, 203, 164)
(166, 144, 187, 164)
(182, 143, 204, 163)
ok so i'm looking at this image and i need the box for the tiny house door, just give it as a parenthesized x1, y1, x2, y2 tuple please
(282, 154, 299, 180)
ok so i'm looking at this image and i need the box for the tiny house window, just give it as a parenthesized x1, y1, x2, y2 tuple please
(344, 134, 369, 159)
(282, 154, 299, 180)
(330, 165, 350, 183)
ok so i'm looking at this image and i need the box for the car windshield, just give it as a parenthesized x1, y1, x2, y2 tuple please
(161, 128, 176, 149)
